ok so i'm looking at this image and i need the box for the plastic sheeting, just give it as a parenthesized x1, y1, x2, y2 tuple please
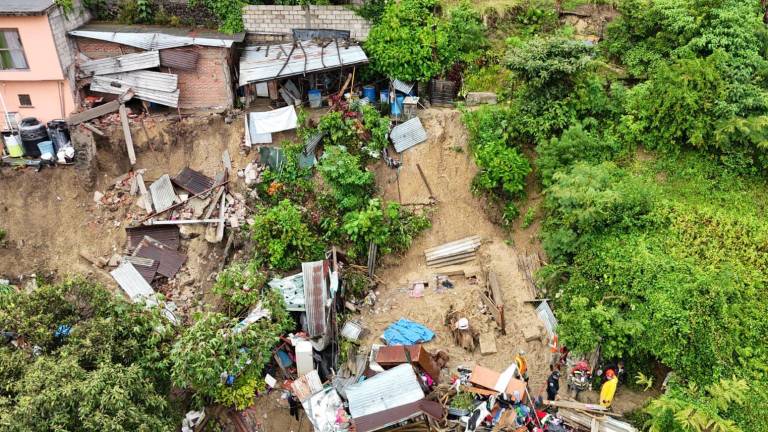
(383, 318, 434, 345)
(248, 105, 297, 134)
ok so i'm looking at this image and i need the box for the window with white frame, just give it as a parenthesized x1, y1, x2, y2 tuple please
(0, 30, 29, 70)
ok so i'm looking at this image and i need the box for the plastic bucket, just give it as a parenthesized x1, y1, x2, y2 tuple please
(308, 89, 322, 108)
(363, 85, 376, 103)
(391, 95, 405, 116)
(37, 140, 55, 158)
(4, 134, 23, 157)
(379, 90, 390, 104)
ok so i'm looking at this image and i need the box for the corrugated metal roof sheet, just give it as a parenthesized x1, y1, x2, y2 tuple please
(239, 40, 368, 86)
(122, 256, 159, 283)
(133, 236, 187, 279)
(354, 400, 443, 432)
(90, 75, 180, 107)
(79, 51, 161, 76)
(111, 262, 157, 304)
(149, 174, 177, 213)
(392, 79, 414, 95)
(536, 300, 557, 337)
(100, 70, 178, 91)
(303, 260, 327, 338)
(268, 273, 305, 311)
(160, 48, 199, 70)
(172, 167, 215, 195)
(346, 364, 425, 419)
(125, 225, 180, 251)
(391, 117, 428, 153)
(70, 26, 243, 50)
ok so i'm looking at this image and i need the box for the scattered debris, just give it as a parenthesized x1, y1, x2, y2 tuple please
(149, 174, 178, 213)
(173, 167, 216, 195)
(464, 92, 498, 106)
(133, 236, 187, 279)
(481, 270, 506, 334)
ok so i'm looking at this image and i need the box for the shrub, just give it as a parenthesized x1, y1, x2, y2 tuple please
(317, 146, 376, 211)
(506, 36, 594, 89)
(341, 199, 430, 257)
(250, 200, 324, 270)
(212, 260, 268, 314)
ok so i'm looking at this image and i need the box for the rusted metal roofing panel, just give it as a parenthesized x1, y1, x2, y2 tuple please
(375, 345, 440, 383)
(353, 400, 443, 432)
(172, 167, 215, 195)
(125, 225, 180, 251)
(110, 262, 157, 304)
(345, 364, 425, 419)
(100, 70, 178, 91)
(391, 117, 428, 153)
(239, 40, 368, 86)
(149, 174, 177, 213)
(160, 49, 199, 70)
(303, 260, 327, 338)
(122, 256, 159, 282)
(133, 236, 187, 279)
(70, 24, 244, 50)
(79, 51, 160, 76)
(90, 75, 180, 107)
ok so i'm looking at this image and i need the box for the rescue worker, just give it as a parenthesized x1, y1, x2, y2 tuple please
(515, 349, 529, 381)
(600, 369, 619, 409)
(546, 368, 560, 401)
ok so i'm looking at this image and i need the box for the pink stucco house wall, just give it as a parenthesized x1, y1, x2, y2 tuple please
(0, 0, 90, 128)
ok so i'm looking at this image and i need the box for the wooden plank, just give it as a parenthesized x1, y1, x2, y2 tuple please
(542, 400, 608, 412)
(416, 163, 435, 199)
(479, 332, 497, 355)
(135, 171, 152, 213)
(488, 270, 506, 334)
(480, 292, 502, 327)
(80, 122, 105, 136)
(67, 100, 120, 125)
(118, 103, 136, 165)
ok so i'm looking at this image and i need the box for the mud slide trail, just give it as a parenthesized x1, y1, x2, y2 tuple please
(364, 108, 552, 393)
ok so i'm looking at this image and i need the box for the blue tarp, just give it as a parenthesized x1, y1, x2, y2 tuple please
(383, 318, 434, 345)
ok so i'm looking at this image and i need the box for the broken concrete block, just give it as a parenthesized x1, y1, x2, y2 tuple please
(522, 325, 543, 342)
(108, 254, 122, 267)
(465, 92, 498, 106)
(93, 191, 104, 204)
(479, 332, 498, 355)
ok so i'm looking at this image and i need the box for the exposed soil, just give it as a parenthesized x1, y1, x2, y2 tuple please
(361, 108, 553, 394)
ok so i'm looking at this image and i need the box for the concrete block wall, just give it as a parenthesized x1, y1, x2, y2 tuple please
(75, 39, 233, 111)
(242, 5, 371, 41)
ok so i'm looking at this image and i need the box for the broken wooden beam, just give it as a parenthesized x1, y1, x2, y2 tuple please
(416, 163, 435, 199)
(137, 179, 230, 223)
(67, 100, 121, 125)
(118, 103, 136, 165)
(80, 122, 105, 136)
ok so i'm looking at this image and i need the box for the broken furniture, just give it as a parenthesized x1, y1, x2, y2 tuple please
(468, 365, 527, 396)
(424, 235, 481, 268)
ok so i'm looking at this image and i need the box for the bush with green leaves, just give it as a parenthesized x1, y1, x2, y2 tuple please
(462, 105, 531, 219)
(212, 260, 268, 314)
(506, 36, 594, 90)
(365, 0, 487, 81)
(313, 104, 390, 158)
(341, 198, 430, 258)
(0, 279, 177, 431)
(250, 199, 324, 271)
(188, 0, 243, 33)
(317, 145, 376, 211)
(536, 121, 625, 187)
(170, 289, 293, 409)
(259, 141, 314, 204)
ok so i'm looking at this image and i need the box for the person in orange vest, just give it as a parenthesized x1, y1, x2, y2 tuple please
(515, 349, 529, 381)
(600, 369, 619, 409)
(548, 333, 560, 368)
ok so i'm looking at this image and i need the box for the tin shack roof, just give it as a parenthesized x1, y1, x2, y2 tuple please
(239, 40, 368, 86)
(353, 400, 443, 432)
(0, 0, 54, 15)
(70, 23, 245, 50)
(345, 364, 425, 419)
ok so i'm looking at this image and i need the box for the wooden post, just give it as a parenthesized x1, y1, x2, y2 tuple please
(118, 103, 136, 165)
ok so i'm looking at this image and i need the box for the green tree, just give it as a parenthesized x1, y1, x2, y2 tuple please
(317, 145, 376, 211)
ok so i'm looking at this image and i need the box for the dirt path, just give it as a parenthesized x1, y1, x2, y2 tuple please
(362, 108, 552, 394)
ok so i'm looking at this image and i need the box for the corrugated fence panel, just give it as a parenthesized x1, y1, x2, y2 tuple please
(391, 117, 428, 153)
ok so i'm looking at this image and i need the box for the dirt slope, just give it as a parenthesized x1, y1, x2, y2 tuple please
(362, 108, 552, 394)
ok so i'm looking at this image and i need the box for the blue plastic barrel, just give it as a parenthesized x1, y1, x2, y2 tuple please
(308, 89, 322, 108)
(391, 95, 405, 116)
(380, 90, 390, 104)
(363, 85, 376, 103)
(37, 140, 55, 157)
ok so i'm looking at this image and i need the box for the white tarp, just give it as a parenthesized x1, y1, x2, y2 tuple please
(249, 105, 298, 134)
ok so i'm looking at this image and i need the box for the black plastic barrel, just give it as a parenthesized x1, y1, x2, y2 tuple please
(19, 117, 48, 158)
(47, 119, 70, 151)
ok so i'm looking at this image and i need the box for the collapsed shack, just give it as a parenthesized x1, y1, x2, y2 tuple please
(70, 23, 245, 112)
(238, 29, 368, 109)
